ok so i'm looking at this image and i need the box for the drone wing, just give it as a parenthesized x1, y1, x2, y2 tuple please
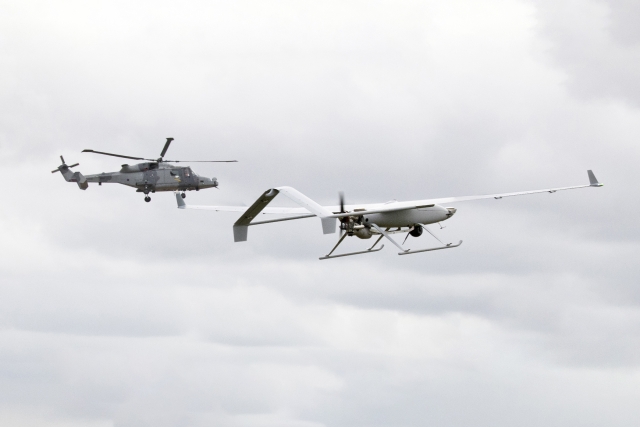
(315, 170, 604, 219)
(178, 171, 602, 243)
(175, 192, 309, 214)
(411, 169, 603, 207)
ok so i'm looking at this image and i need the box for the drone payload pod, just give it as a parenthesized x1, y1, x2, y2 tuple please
(176, 170, 603, 259)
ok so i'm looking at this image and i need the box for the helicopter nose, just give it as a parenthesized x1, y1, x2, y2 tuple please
(199, 177, 218, 188)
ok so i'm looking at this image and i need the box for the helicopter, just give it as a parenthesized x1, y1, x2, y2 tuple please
(52, 137, 237, 202)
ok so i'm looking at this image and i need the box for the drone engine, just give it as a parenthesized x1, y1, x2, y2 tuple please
(340, 215, 372, 239)
(353, 227, 373, 239)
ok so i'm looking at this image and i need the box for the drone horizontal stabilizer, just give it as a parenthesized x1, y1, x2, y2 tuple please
(233, 189, 281, 242)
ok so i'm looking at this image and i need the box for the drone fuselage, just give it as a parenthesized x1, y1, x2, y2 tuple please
(361, 205, 453, 229)
(338, 205, 453, 239)
(84, 162, 218, 193)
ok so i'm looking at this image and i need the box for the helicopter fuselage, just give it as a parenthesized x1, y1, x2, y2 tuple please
(84, 162, 218, 193)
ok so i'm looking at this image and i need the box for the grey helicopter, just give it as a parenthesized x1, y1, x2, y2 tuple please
(52, 137, 237, 202)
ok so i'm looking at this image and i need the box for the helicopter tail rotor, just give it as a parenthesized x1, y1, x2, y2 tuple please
(52, 155, 88, 190)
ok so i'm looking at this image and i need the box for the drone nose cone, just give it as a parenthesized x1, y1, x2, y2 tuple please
(446, 207, 457, 217)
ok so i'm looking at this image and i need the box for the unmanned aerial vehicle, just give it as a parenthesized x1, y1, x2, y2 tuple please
(176, 170, 602, 259)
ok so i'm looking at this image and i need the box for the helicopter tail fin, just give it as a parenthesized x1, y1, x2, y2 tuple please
(52, 156, 88, 190)
(73, 172, 88, 190)
(60, 169, 88, 190)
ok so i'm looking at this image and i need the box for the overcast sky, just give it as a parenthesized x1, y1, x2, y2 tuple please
(1, 0, 639, 426)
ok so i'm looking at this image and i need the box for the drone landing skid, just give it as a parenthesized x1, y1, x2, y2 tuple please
(319, 233, 385, 260)
(319, 245, 384, 260)
(398, 240, 463, 255)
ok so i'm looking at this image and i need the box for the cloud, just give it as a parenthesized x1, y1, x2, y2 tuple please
(1, 0, 639, 426)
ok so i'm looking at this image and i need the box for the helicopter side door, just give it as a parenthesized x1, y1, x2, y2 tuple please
(140, 163, 159, 189)
(169, 168, 185, 189)
(182, 167, 197, 188)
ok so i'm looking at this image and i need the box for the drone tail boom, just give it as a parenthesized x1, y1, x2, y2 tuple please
(233, 186, 335, 242)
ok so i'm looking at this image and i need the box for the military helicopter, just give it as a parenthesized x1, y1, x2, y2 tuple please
(52, 138, 237, 202)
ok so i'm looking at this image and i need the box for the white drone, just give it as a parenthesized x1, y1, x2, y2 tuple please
(176, 170, 602, 260)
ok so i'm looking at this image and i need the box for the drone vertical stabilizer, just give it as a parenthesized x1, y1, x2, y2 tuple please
(588, 170, 602, 187)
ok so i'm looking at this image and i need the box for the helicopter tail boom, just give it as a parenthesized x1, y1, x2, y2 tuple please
(52, 156, 88, 190)
(61, 169, 88, 190)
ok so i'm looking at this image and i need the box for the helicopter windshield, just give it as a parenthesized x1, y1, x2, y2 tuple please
(184, 168, 192, 177)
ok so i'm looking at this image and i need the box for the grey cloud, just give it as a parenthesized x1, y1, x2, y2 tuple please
(536, 0, 640, 106)
(2, 0, 640, 426)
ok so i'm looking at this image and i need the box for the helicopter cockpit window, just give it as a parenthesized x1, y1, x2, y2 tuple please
(184, 168, 192, 177)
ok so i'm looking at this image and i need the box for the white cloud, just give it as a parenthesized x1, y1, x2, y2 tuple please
(1, 0, 639, 426)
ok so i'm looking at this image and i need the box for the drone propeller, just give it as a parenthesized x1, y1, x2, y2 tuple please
(338, 191, 347, 237)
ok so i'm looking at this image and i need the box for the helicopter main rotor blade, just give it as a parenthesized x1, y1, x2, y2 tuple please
(160, 137, 174, 158)
(82, 149, 148, 161)
(163, 160, 238, 163)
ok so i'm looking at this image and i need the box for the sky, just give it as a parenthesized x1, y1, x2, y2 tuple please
(1, 0, 639, 426)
